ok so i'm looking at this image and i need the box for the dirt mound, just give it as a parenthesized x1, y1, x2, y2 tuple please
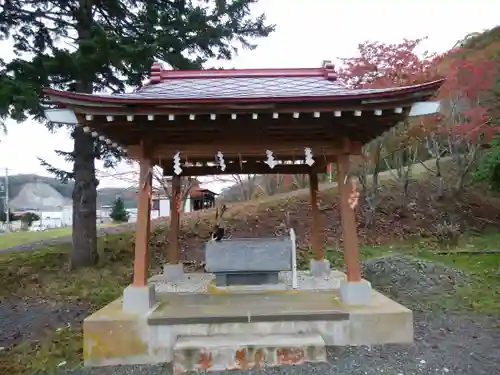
(363, 255, 468, 308)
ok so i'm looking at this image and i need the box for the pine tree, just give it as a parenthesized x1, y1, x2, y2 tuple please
(0, 0, 274, 268)
(110, 197, 129, 223)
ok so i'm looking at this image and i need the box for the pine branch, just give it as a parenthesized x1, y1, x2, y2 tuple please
(55, 149, 76, 163)
(37, 157, 74, 183)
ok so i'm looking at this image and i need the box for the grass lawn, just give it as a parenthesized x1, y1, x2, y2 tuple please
(1, 229, 499, 374)
(0, 223, 123, 251)
(0, 228, 73, 250)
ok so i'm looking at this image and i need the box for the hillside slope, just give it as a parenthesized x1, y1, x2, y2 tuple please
(9, 182, 71, 210)
(145, 174, 500, 266)
(5, 174, 137, 209)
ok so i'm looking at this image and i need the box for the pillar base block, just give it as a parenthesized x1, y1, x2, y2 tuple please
(123, 284, 156, 314)
(340, 279, 372, 306)
(310, 259, 331, 278)
(163, 263, 184, 282)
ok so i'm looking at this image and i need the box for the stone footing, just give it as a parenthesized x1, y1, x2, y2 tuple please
(340, 279, 372, 305)
(163, 264, 184, 282)
(173, 333, 326, 373)
(310, 259, 331, 277)
(122, 284, 156, 314)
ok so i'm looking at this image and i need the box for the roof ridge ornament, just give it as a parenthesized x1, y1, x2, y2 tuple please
(150, 62, 163, 84)
(321, 60, 337, 82)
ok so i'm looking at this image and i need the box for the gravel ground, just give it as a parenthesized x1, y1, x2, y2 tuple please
(0, 298, 89, 349)
(2, 256, 500, 375)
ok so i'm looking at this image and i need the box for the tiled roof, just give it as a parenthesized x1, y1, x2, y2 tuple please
(134, 76, 348, 100)
(94, 77, 435, 101)
(43, 66, 444, 104)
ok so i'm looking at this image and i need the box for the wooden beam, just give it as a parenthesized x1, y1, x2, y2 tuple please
(69, 97, 424, 117)
(133, 153, 152, 287)
(106, 125, 378, 143)
(309, 171, 324, 261)
(159, 156, 314, 167)
(336, 154, 362, 282)
(128, 141, 359, 160)
(166, 176, 181, 264)
(92, 114, 400, 143)
(162, 162, 328, 177)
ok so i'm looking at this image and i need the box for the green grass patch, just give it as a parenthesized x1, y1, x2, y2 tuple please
(0, 223, 123, 251)
(0, 228, 73, 250)
(0, 232, 141, 374)
(418, 234, 500, 315)
(331, 233, 500, 316)
(0, 232, 137, 304)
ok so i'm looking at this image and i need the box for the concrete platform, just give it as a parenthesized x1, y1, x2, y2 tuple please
(148, 292, 350, 325)
(83, 271, 413, 369)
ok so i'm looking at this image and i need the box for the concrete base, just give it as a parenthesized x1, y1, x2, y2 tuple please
(339, 279, 372, 306)
(163, 263, 184, 282)
(310, 259, 331, 277)
(83, 291, 412, 367)
(122, 284, 156, 314)
(83, 273, 412, 369)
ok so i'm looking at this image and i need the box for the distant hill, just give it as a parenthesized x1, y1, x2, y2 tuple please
(9, 181, 71, 211)
(4, 174, 137, 210)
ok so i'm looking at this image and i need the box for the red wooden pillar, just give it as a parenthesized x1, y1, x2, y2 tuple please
(336, 154, 362, 282)
(132, 156, 152, 287)
(167, 175, 181, 264)
(309, 171, 324, 260)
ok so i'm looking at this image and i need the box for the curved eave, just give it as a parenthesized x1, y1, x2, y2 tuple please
(43, 79, 445, 107)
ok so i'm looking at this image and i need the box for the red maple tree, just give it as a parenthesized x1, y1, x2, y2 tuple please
(336, 37, 500, 148)
(336, 36, 500, 199)
(336, 37, 439, 89)
(432, 47, 499, 144)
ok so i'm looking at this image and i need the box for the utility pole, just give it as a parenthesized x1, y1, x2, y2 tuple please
(4, 168, 9, 232)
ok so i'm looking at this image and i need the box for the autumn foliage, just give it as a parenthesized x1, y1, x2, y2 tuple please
(433, 48, 499, 143)
(336, 37, 500, 144)
(336, 38, 439, 89)
(327, 36, 500, 225)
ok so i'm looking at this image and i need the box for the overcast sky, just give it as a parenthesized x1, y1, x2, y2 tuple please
(0, 0, 498, 191)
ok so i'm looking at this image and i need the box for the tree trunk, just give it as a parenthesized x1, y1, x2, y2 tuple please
(71, 127, 98, 267)
(70, 0, 98, 268)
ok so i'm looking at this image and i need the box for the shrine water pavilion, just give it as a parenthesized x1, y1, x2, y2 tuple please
(44, 62, 443, 372)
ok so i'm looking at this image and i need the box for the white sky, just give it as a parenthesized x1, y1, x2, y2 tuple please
(0, 0, 499, 192)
